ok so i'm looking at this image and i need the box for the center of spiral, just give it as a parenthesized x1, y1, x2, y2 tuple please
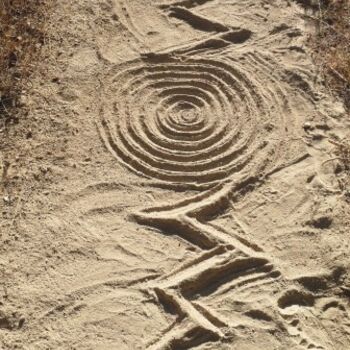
(170, 101, 203, 128)
(180, 109, 198, 124)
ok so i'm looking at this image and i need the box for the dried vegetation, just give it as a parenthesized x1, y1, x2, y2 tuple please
(0, 0, 48, 127)
(312, 0, 350, 108)
(309, 0, 350, 188)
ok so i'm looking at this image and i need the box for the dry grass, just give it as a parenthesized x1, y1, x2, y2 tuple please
(310, 0, 350, 108)
(0, 0, 48, 126)
(309, 0, 350, 190)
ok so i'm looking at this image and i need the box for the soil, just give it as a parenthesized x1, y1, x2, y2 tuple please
(1, 1, 350, 349)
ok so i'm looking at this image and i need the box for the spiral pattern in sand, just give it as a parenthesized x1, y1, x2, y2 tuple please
(100, 54, 304, 185)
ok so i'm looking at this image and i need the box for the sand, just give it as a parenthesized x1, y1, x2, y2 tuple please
(1, 0, 350, 349)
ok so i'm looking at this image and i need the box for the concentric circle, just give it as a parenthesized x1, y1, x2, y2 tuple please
(100, 54, 306, 185)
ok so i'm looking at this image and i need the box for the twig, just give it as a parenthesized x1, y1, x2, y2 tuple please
(329, 66, 349, 84)
(322, 157, 343, 166)
(317, 0, 323, 35)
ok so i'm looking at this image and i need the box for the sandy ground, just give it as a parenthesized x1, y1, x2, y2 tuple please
(1, 0, 350, 349)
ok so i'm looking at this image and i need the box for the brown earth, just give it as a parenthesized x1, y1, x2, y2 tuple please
(1, 1, 350, 349)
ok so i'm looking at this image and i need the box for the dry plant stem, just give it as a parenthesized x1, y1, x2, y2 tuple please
(317, 0, 323, 34)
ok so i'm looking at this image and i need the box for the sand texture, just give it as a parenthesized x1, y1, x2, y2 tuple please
(1, 0, 350, 349)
